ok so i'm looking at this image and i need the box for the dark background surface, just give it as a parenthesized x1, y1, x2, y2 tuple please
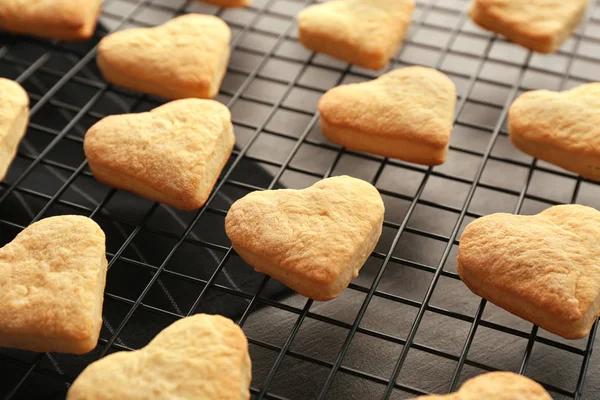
(2, 0, 600, 398)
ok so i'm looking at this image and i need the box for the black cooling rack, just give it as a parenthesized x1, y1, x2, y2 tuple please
(2, 0, 600, 399)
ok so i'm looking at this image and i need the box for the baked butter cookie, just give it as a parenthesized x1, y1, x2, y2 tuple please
(415, 372, 551, 400)
(225, 176, 384, 301)
(84, 99, 235, 211)
(469, 0, 588, 53)
(458, 205, 600, 339)
(0, 78, 29, 181)
(0, 0, 102, 41)
(97, 14, 231, 99)
(318, 66, 456, 165)
(67, 314, 251, 400)
(509, 83, 600, 181)
(0, 216, 107, 354)
(297, 0, 415, 70)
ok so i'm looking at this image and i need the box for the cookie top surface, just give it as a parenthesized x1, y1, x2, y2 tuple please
(67, 314, 250, 400)
(97, 13, 231, 94)
(202, 0, 252, 6)
(225, 175, 384, 284)
(470, 0, 588, 36)
(298, 0, 414, 26)
(318, 66, 456, 148)
(458, 205, 600, 332)
(0, 78, 29, 142)
(298, 0, 414, 58)
(0, 0, 99, 28)
(0, 216, 106, 342)
(298, 0, 415, 36)
(416, 372, 551, 399)
(84, 99, 232, 202)
(509, 83, 600, 156)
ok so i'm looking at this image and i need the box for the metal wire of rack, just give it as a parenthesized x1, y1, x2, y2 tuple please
(1, 0, 600, 399)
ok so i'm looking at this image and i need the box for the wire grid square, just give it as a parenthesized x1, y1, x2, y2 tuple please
(1, 0, 600, 399)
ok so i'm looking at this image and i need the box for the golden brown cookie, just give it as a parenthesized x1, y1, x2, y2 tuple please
(198, 0, 251, 6)
(97, 14, 231, 99)
(458, 204, 600, 339)
(509, 83, 600, 181)
(67, 314, 251, 400)
(415, 372, 551, 400)
(0, 215, 107, 354)
(225, 176, 384, 301)
(0, 0, 102, 41)
(0, 78, 29, 181)
(297, 0, 415, 70)
(84, 99, 235, 211)
(318, 66, 456, 165)
(469, 0, 588, 53)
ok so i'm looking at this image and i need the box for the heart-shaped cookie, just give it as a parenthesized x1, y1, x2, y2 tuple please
(225, 176, 385, 301)
(0, 215, 107, 354)
(84, 99, 235, 211)
(415, 372, 551, 399)
(97, 14, 231, 99)
(0, 78, 29, 181)
(0, 0, 102, 41)
(469, 0, 588, 53)
(67, 314, 251, 400)
(297, 0, 415, 70)
(318, 66, 456, 166)
(509, 83, 600, 181)
(458, 204, 600, 339)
